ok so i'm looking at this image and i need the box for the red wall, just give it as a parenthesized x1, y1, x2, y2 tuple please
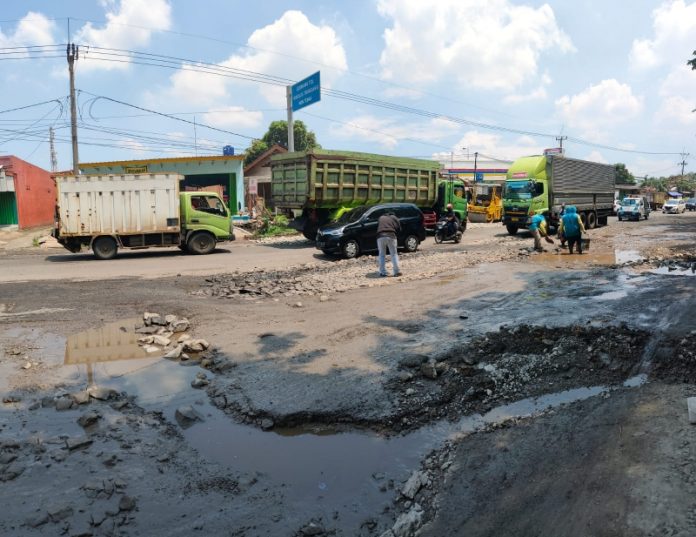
(0, 156, 55, 229)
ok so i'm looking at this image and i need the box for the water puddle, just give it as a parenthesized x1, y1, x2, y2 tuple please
(650, 265, 696, 277)
(33, 319, 652, 531)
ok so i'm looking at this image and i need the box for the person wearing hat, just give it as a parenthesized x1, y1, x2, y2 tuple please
(529, 213, 549, 252)
(444, 203, 459, 238)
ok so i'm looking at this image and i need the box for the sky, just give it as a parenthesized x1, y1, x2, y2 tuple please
(1, 0, 694, 177)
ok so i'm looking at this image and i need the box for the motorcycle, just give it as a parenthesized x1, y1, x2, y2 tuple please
(434, 217, 463, 243)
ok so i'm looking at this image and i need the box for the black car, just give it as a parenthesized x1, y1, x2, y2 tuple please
(316, 203, 426, 258)
(686, 198, 696, 211)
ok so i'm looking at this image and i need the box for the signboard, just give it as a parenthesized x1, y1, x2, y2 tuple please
(125, 165, 148, 174)
(475, 172, 484, 182)
(248, 177, 258, 195)
(512, 172, 528, 178)
(291, 71, 321, 112)
(544, 147, 564, 156)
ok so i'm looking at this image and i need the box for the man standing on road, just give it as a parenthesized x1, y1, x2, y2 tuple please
(529, 213, 548, 252)
(377, 211, 402, 277)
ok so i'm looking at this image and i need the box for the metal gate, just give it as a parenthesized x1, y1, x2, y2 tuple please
(0, 192, 18, 225)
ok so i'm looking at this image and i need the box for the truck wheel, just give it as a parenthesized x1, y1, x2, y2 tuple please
(506, 225, 519, 235)
(404, 235, 419, 252)
(342, 239, 359, 259)
(187, 232, 216, 255)
(586, 211, 597, 229)
(92, 236, 118, 260)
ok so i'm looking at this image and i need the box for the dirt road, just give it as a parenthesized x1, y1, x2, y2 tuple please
(1, 211, 695, 537)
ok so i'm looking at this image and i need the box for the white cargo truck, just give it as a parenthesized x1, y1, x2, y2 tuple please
(53, 173, 235, 259)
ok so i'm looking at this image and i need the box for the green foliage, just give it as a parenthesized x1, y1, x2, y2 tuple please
(614, 163, 636, 184)
(243, 120, 321, 166)
(255, 211, 297, 237)
(688, 50, 696, 70)
(32, 236, 40, 247)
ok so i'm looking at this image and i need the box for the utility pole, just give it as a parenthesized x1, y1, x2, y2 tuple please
(679, 152, 689, 180)
(474, 151, 478, 181)
(556, 135, 567, 152)
(286, 86, 294, 152)
(67, 43, 79, 174)
(49, 127, 58, 172)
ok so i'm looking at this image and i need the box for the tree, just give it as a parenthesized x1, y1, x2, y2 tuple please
(244, 120, 320, 166)
(614, 163, 636, 184)
(688, 50, 696, 70)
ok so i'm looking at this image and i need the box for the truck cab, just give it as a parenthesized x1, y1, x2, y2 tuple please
(501, 156, 548, 235)
(179, 192, 235, 253)
(424, 178, 468, 230)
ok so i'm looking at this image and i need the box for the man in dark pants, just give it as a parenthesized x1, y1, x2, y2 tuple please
(377, 211, 402, 277)
(558, 205, 586, 254)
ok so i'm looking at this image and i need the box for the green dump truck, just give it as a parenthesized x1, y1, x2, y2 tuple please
(271, 149, 467, 239)
(502, 155, 615, 235)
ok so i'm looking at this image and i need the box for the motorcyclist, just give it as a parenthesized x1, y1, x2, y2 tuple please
(444, 203, 459, 238)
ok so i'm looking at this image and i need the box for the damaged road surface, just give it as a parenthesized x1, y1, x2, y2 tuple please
(2, 213, 696, 536)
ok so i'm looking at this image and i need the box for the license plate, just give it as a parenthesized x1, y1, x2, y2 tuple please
(510, 217, 519, 222)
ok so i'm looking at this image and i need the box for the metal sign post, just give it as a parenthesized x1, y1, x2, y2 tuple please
(286, 71, 321, 153)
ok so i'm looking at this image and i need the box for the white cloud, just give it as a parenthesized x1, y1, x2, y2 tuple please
(435, 130, 543, 162)
(77, 0, 172, 71)
(0, 11, 56, 48)
(584, 150, 608, 164)
(328, 114, 459, 149)
(202, 106, 263, 130)
(504, 73, 551, 104)
(222, 10, 347, 105)
(167, 65, 229, 107)
(376, 0, 573, 91)
(629, 0, 696, 71)
(555, 79, 643, 139)
(655, 65, 696, 125)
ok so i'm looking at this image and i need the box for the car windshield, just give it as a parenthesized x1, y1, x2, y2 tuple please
(621, 199, 638, 206)
(504, 180, 534, 200)
(336, 206, 369, 224)
(665, 200, 679, 205)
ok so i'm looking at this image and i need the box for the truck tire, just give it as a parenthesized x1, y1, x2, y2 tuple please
(342, 239, 359, 259)
(92, 236, 118, 260)
(404, 235, 419, 252)
(187, 232, 216, 255)
(506, 224, 519, 235)
(586, 211, 597, 229)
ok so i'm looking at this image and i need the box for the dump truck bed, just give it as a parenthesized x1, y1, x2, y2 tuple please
(271, 150, 440, 209)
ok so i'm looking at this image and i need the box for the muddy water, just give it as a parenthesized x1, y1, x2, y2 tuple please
(51, 316, 652, 532)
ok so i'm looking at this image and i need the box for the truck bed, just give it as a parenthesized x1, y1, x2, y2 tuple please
(550, 157, 615, 207)
(271, 150, 439, 209)
(56, 174, 181, 237)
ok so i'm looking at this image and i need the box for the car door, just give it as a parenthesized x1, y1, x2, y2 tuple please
(360, 207, 387, 251)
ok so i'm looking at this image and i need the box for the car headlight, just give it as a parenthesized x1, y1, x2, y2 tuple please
(323, 228, 344, 236)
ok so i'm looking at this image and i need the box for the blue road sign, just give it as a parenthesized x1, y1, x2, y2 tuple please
(291, 71, 321, 112)
(475, 172, 484, 182)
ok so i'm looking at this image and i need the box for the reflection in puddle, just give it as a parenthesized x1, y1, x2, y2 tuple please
(651, 265, 696, 277)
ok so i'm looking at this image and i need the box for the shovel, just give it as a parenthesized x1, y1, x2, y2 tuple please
(544, 236, 555, 244)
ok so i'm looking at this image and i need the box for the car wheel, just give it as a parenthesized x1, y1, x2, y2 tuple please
(403, 235, 419, 252)
(92, 236, 118, 260)
(342, 239, 359, 259)
(187, 232, 216, 255)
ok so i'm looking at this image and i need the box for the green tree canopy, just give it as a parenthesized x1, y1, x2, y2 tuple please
(614, 163, 636, 184)
(688, 50, 696, 70)
(244, 120, 320, 166)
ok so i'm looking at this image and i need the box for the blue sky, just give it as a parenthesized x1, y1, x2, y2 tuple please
(1, 0, 694, 177)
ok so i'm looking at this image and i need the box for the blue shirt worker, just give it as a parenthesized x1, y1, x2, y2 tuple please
(529, 213, 548, 252)
(558, 205, 586, 254)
